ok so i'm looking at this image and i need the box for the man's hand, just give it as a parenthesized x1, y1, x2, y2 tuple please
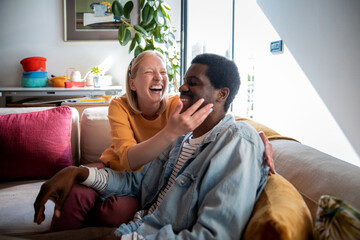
(259, 131, 276, 175)
(33, 166, 88, 225)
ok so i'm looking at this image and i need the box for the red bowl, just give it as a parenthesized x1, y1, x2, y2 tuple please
(20, 57, 47, 72)
(65, 82, 85, 88)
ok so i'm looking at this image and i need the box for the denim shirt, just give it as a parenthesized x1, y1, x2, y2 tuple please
(100, 114, 269, 240)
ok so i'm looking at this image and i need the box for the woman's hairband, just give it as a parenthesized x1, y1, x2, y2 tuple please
(128, 54, 139, 77)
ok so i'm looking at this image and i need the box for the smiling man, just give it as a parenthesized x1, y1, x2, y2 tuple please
(34, 53, 269, 239)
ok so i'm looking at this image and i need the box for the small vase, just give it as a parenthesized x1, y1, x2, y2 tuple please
(85, 76, 94, 87)
(93, 76, 100, 88)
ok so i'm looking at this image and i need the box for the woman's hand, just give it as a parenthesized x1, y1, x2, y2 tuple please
(33, 166, 89, 225)
(259, 131, 276, 175)
(164, 98, 213, 139)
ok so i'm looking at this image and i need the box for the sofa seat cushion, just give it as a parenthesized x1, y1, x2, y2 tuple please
(244, 174, 313, 240)
(0, 180, 53, 234)
(0, 106, 73, 180)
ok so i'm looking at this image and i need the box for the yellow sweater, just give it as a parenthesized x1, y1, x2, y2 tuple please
(100, 95, 179, 171)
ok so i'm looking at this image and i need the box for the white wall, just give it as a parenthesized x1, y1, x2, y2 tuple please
(0, 0, 133, 88)
(233, 0, 360, 166)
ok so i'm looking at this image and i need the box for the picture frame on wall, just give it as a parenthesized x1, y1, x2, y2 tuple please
(64, 0, 136, 41)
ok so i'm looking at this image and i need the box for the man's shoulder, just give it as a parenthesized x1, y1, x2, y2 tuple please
(218, 115, 260, 142)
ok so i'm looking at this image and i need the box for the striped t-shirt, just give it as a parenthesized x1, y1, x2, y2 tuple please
(147, 133, 206, 213)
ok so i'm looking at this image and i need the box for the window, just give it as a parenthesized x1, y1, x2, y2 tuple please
(181, 0, 234, 79)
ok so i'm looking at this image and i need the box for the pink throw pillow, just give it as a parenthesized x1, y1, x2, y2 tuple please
(0, 106, 73, 180)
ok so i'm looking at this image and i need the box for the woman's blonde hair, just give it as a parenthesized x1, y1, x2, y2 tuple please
(125, 50, 169, 115)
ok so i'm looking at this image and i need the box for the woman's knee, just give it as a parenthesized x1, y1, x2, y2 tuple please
(50, 183, 99, 231)
(93, 196, 140, 227)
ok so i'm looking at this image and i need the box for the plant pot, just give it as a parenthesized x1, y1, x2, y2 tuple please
(93, 75, 112, 88)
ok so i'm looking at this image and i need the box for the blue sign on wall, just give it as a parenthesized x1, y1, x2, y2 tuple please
(270, 40, 283, 53)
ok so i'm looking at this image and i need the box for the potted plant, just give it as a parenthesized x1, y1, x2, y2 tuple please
(90, 66, 112, 88)
(111, 0, 180, 91)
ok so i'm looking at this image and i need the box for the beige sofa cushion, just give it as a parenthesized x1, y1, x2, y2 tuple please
(80, 107, 112, 165)
(0, 180, 53, 234)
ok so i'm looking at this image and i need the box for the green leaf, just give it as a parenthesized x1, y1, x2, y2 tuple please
(140, 0, 145, 9)
(123, 31, 131, 45)
(153, 26, 162, 43)
(129, 38, 137, 53)
(138, 36, 146, 49)
(167, 66, 174, 75)
(135, 32, 142, 44)
(134, 46, 143, 56)
(118, 24, 131, 46)
(148, 0, 155, 7)
(118, 24, 126, 41)
(154, 8, 165, 25)
(123, 1, 134, 19)
(162, 3, 171, 10)
(143, 20, 157, 32)
(169, 32, 175, 40)
(134, 25, 148, 36)
(135, 32, 146, 49)
(160, 5, 169, 20)
(112, 1, 123, 18)
(142, 4, 154, 25)
(144, 43, 155, 51)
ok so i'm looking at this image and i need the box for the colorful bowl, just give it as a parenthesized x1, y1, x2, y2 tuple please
(20, 57, 47, 72)
(21, 71, 48, 87)
(48, 76, 69, 87)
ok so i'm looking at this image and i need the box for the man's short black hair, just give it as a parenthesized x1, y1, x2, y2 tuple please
(191, 53, 241, 112)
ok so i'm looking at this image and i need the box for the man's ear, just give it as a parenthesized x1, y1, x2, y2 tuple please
(129, 78, 137, 91)
(216, 87, 230, 102)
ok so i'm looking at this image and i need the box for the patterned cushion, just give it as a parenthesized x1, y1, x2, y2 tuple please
(314, 195, 360, 240)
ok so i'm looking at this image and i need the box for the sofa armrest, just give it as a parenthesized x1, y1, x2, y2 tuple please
(272, 139, 360, 221)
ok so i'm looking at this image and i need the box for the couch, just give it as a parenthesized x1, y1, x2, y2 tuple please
(1, 106, 359, 240)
